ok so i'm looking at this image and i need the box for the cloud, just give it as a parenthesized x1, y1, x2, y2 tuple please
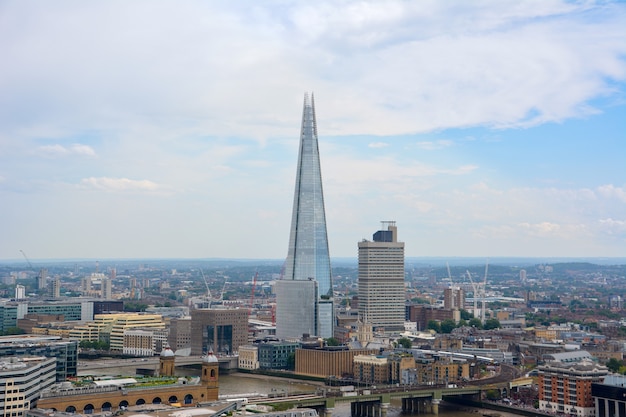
(0, 1, 624, 140)
(37, 144, 96, 158)
(368, 142, 389, 148)
(416, 140, 454, 150)
(79, 177, 164, 193)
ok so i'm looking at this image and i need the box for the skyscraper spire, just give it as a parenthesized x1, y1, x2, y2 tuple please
(275, 92, 334, 339)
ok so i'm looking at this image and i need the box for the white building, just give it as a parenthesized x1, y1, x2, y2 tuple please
(0, 356, 56, 417)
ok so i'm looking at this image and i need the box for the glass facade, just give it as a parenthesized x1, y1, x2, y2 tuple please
(277, 93, 333, 339)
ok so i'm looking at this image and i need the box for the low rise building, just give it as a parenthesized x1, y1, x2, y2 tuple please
(238, 345, 259, 370)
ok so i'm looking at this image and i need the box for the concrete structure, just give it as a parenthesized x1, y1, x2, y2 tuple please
(36, 353, 219, 413)
(538, 359, 608, 416)
(0, 335, 77, 381)
(358, 221, 405, 333)
(295, 347, 377, 378)
(0, 356, 56, 417)
(276, 92, 333, 340)
(190, 308, 248, 356)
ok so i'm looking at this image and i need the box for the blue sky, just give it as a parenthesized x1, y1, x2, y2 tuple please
(0, 1, 625, 260)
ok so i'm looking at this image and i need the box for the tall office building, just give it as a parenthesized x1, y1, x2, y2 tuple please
(275, 93, 334, 339)
(358, 221, 405, 332)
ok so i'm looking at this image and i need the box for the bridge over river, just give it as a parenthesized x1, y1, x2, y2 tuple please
(247, 386, 481, 417)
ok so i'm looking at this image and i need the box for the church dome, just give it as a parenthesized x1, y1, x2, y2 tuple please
(160, 347, 175, 357)
(203, 351, 218, 363)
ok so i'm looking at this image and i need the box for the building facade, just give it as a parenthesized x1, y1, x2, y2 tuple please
(238, 345, 259, 370)
(190, 308, 248, 356)
(295, 347, 377, 379)
(358, 221, 405, 332)
(0, 356, 56, 417)
(443, 286, 464, 311)
(592, 375, 626, 417)
(276, 92, 334, 340)
(257, 341, 300, 370)
(538, 360, 608, 416)
(0, 335, 77, 381)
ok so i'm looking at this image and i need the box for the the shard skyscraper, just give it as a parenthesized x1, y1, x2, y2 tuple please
(275, 93, 334, 339)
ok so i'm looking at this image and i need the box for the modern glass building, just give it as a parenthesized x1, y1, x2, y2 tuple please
(276, 93, 334, 339)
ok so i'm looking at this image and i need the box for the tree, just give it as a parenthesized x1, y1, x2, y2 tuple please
(286, 352, 296, 370)
(427, 320, 441, 333)
(0, 327, 25, 336)
(606, 358, 622, 373)
(460, 309, 472, 320)
(396, 337, 412, 349)
(325, 337, 340, 346)
(440, 319, 457, 334)
(484, 318, 501, 330)
(468, 318, 483, 329)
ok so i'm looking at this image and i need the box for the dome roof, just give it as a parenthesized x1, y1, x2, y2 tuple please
(160, 347, 175, 357)
(203, 351, 218, 363)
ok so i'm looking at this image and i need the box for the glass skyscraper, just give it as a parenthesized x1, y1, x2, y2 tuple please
(275, 93, 334, 339)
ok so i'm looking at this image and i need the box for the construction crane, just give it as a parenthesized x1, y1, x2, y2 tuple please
(481, 260, 489, 324)
(249, 271, 258, 315)
(20, 250, 34, 270)
(199, 269, 212, 300)
(465, 270, 479, 320)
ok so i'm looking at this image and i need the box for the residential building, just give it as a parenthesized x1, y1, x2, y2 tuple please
(276, 92, 334, 340)
(443, 286, 464, 311)
(538, 359, 608, 416)
(0, 356, 56, 417)
(358, 221, 405, 333)
(354, 354, 389, 384)
(190, 308, 248, 356)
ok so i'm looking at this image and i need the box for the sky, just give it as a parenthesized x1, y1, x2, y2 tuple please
(1, 1, 625, 261)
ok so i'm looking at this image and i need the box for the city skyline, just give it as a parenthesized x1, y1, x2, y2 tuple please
(1, 1, 625, 260)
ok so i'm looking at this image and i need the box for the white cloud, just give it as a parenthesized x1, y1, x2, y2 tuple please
(79, 177, 164, 193)
(368, 142, 389, 148)
(37, 143, 96, 158)
(417, 140, 454, 150)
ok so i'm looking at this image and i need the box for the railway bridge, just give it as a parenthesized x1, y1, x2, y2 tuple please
(250, 386, 481, 417)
